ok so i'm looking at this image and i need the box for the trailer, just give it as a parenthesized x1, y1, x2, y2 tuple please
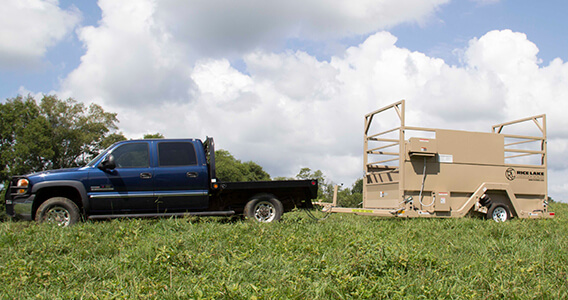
(326, 100, 554, 221)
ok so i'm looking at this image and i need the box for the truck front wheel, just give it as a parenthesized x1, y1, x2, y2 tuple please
(35, 197, 80, 227)
(244, 195, 283, 223)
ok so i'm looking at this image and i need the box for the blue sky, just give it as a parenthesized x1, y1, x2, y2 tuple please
(2, 0, 568, 199)
(390, 0, 568, 65)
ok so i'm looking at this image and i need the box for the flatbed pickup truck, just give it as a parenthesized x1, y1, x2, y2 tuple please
(4, 137, 317, 226)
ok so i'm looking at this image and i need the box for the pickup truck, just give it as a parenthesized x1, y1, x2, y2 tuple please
(4, 137, 317, 226)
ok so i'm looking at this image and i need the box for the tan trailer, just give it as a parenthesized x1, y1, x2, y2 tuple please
(326, 100, 554, 221)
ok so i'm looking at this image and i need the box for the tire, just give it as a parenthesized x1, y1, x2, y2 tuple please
(487, 203, 511, 222)
(244, 195, 283, 223)
(35, 197, 81, 227)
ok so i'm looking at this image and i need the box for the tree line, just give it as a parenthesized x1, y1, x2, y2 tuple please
(0, 95, 125, 183)
(0, 94, 362, 210)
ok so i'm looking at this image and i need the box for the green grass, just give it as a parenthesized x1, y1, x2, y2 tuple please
(1, 203, 567, 299)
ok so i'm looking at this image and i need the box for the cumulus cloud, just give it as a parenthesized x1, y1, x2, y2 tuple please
(58, 0, 568, 200)
(60, 0, 192, 108)
(155, 0, 450, 56)
(60, 0, 450, 111)
(177, 30, 568, 200)
(0, 0, 81, 68)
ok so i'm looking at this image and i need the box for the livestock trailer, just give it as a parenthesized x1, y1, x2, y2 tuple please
(327, 100, 554, 221)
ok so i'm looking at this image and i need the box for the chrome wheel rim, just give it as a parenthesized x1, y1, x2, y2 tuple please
(45, 206, 71, 226)
(492, 206, 508, 222)
(254, 201, 275, 222)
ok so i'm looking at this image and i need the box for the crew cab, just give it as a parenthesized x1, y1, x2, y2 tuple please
(4, 137, 317, 226)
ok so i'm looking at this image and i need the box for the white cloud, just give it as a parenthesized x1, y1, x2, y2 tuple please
(187, 30, 568, 201)
(61, 0, 191, 108)
(0, 0, 81, 68)
(155, 0, 451, 56)
(59, 0, 451, 117)
(58, 1, 568, 201)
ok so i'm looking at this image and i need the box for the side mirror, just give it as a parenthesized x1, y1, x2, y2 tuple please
(99, 154, 116, 170)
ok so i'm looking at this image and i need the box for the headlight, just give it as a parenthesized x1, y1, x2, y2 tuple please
(16, 178, 29, 194)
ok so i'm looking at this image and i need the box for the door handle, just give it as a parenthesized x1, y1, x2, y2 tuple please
(186, 172, 198, 178)
(140, 172, 152, 179)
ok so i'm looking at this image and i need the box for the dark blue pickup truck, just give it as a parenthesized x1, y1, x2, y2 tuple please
(4, 137, 317, 226)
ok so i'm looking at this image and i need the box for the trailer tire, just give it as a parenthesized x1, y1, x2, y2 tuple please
(487, 203, 511, 222)
(244, 195, 283, 223)
(35, 197, 80, 227)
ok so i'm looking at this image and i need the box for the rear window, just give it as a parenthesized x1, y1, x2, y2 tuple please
(158, 142, 198, 166)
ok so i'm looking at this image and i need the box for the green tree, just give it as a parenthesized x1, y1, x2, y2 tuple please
(215, 149, 271, 182)
(295, 167, 335, 202)
(0, 95, 52, 181)
(0, 95, 125, 181)
(294, 168, 363, 206)
(339, 179, 363, 208)
(351, 178, 363, 194)
(40, 95, 125, 169)
(143, 133, 164, 139)
(101, 133, 127, 149)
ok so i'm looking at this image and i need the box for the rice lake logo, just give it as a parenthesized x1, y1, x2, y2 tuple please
(505, 168, 516, 181)
(505, 168, 544, 182)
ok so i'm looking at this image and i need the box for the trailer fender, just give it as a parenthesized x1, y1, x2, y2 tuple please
(458, 182, 520, 218)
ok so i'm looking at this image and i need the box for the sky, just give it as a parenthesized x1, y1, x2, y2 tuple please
(1, 0, 568, 200)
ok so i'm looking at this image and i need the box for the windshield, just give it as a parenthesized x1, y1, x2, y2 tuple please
(86, 145, 113, 167)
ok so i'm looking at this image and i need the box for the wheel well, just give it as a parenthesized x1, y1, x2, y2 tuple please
(249, 193, 297, 211)
(213, 190, 297, 213)
(32, 186, 83, 219)
(486, 190, 516, 217)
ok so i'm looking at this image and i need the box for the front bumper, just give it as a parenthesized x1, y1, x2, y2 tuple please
(5, 195, 34, 221)
(4, 179, 34, 221)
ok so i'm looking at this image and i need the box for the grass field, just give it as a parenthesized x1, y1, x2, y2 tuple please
(1, 203, 567, 299)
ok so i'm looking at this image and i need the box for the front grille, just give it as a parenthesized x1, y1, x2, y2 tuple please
(4, 178, 15, 216)
(7, 176, 29, 198)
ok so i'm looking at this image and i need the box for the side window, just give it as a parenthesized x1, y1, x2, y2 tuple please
(158, 142, 197, 166)
(111, 143, 150, 168)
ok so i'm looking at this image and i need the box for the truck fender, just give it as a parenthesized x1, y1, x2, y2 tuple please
(31, 181, 90, 214)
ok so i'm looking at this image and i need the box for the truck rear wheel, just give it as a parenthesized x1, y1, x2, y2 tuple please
(244, 195, 283, 223)
(35, 197, 80, 227)
(487, 203, 511, 222)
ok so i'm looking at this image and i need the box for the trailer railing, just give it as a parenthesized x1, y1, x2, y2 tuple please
(364, 101, 403, 204)
(492, 114, 547, 199)
(492, 115, 547, 167)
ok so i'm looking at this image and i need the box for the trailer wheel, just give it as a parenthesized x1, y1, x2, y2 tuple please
(35, 197, 80, 227)
(487, 204, 511, 222)
(244, 195, 283, 223)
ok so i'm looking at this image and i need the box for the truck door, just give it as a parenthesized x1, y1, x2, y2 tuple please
(88, 142, 156, 213)
(153, 141, 209, 211)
